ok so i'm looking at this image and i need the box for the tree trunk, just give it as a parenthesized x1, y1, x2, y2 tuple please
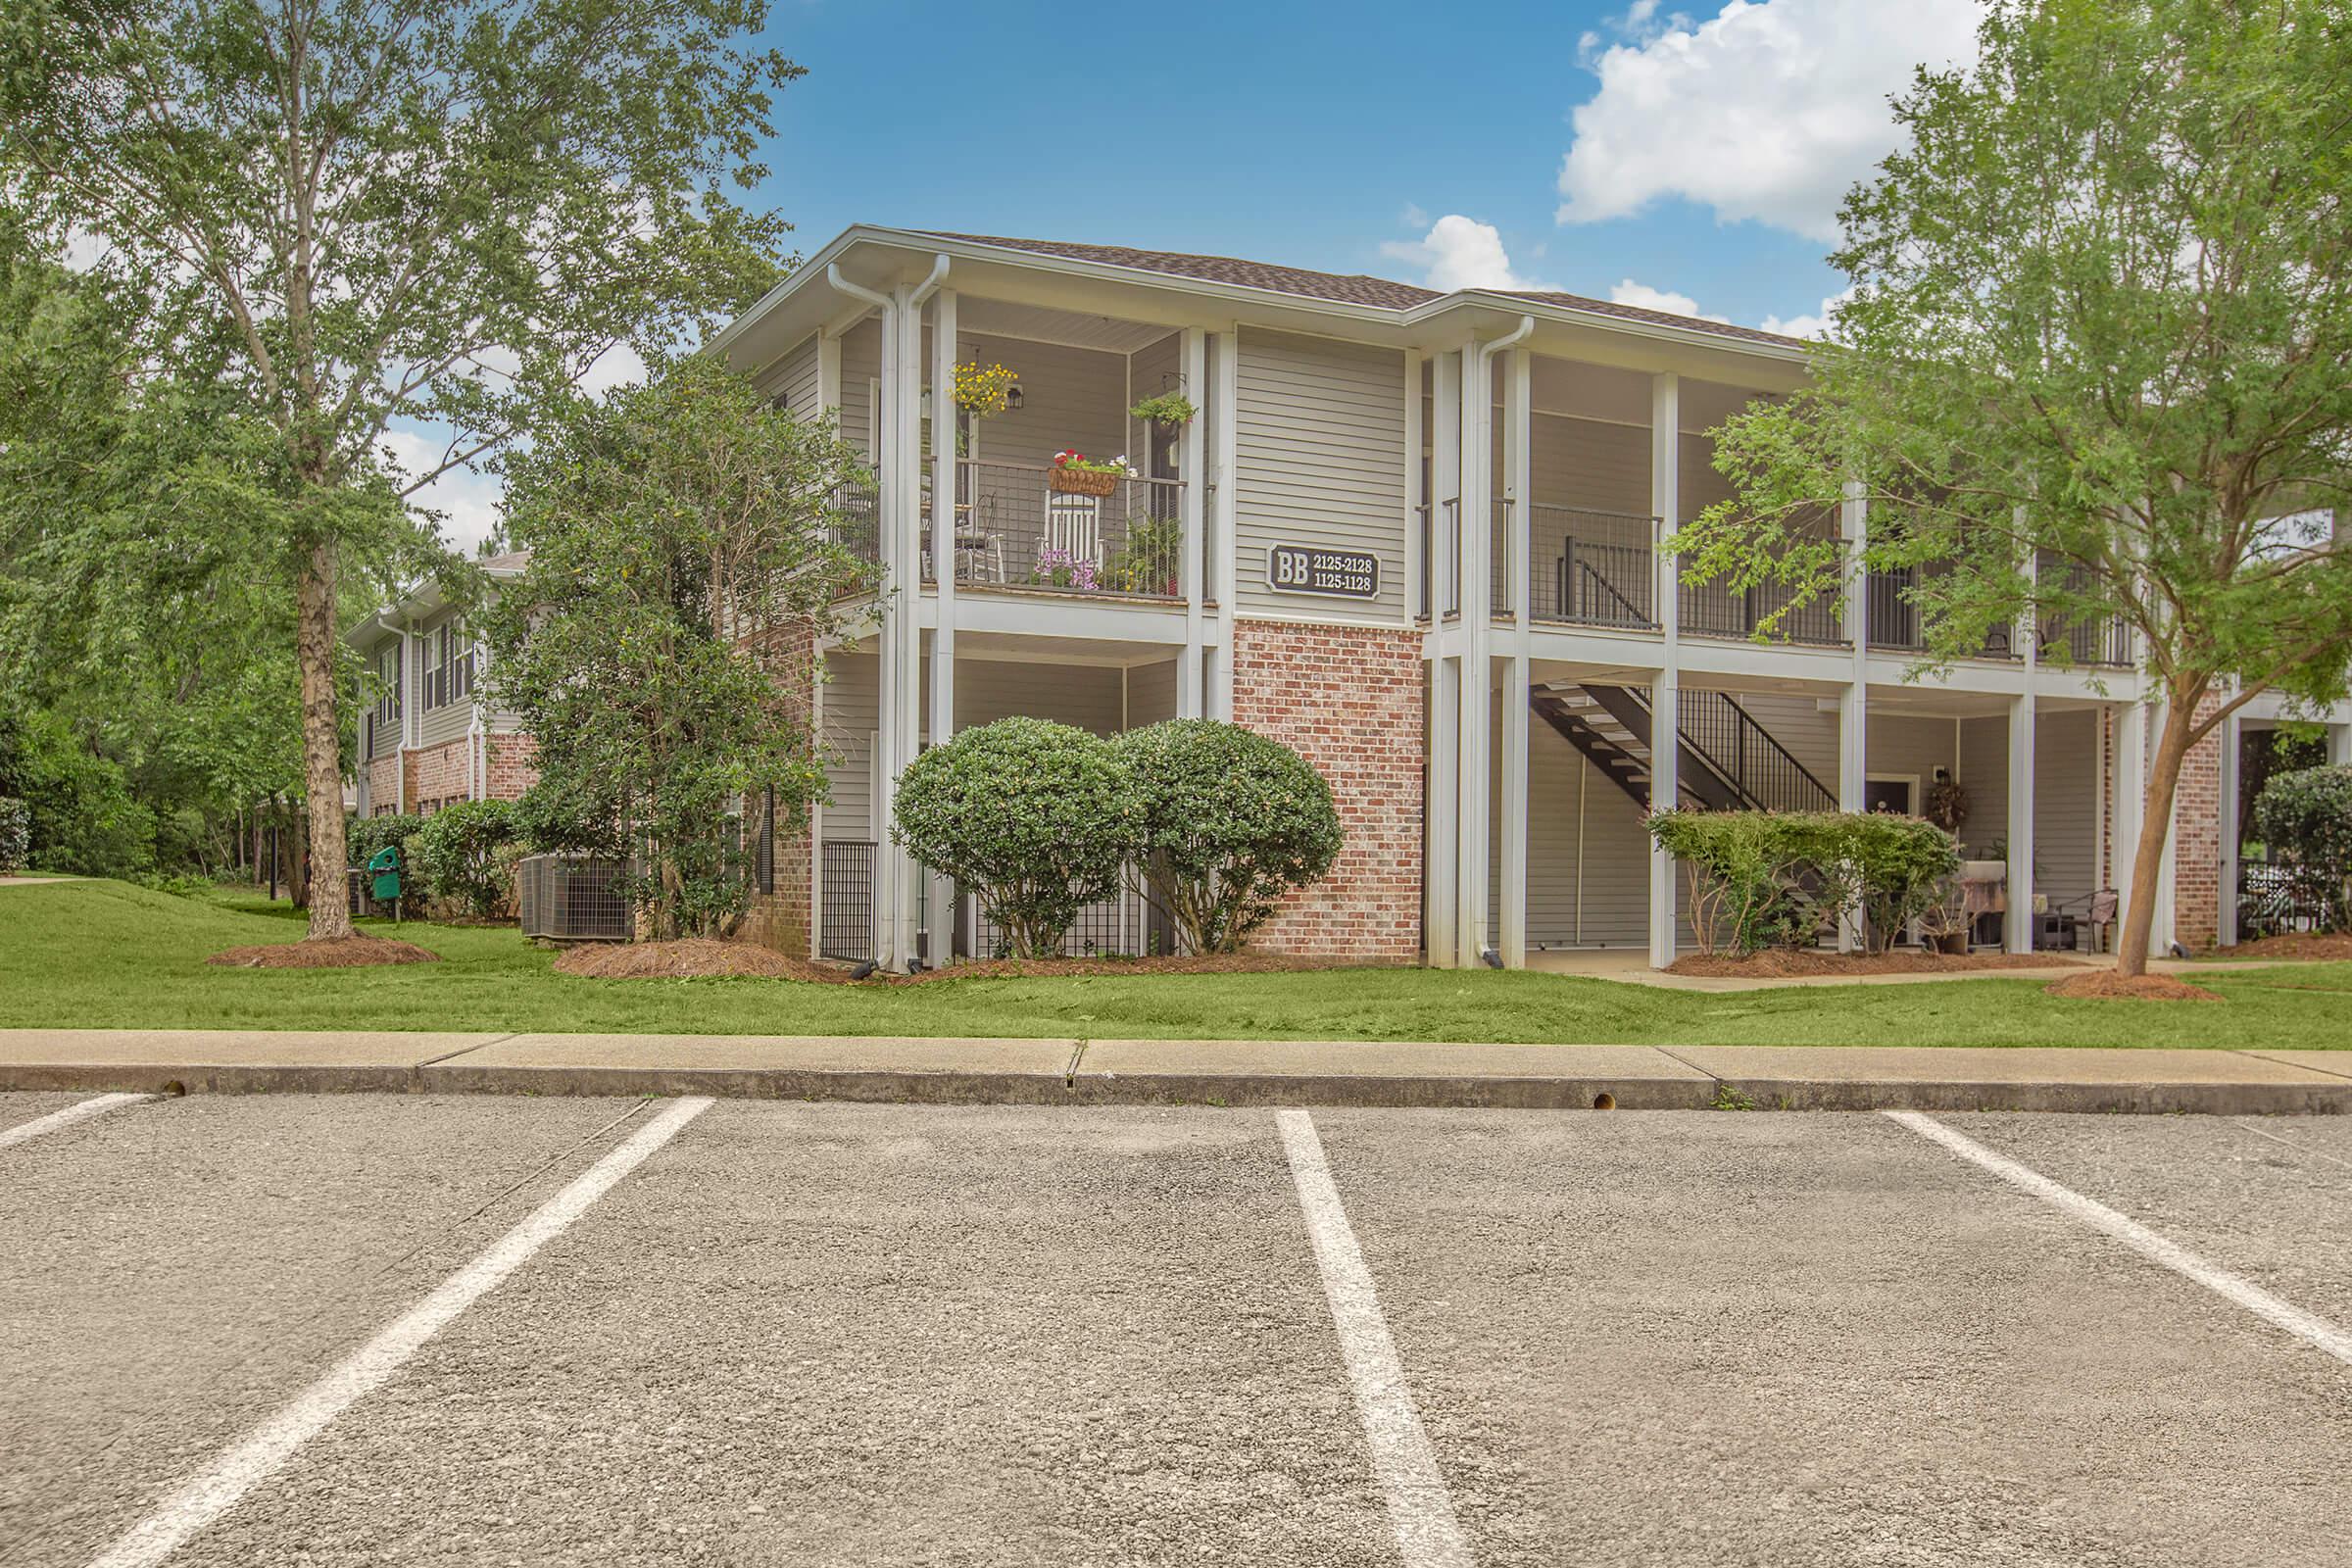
(2115, 686, 2201, 977)
(297, 539, 355, 940)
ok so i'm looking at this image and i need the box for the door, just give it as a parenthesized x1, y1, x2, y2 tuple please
(1864, 778, 1914, 815)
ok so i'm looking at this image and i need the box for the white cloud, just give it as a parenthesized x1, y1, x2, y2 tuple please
(1557, 0, 1982, 241)
(578, 341, 648, 399)
(1609, 278, 1730, 322)
(1759, 283, 1856, 339)
(379, 424, 506, 555)
(1379, 215, 1552, 292)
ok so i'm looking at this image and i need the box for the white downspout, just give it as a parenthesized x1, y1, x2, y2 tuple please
(1457, 315, 1533, 968)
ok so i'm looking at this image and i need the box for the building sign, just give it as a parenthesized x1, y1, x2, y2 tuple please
(1266, 543, 1381, 600)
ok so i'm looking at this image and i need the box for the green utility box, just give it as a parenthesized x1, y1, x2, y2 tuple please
(367, 845, 403, 907)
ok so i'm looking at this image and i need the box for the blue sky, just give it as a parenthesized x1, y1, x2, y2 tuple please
(416, 0, 1986, 547)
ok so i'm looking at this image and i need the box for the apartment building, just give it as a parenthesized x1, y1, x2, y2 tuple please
(348, 552, 537, 817)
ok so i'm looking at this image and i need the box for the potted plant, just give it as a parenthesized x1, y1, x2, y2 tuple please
(1128, 390, 1197, 428)
(953, 362, 1018, 418)
(1924, 771, 1968, 833)
(1919, 877, 1972, 955)
(1049, 450, 1133, 498)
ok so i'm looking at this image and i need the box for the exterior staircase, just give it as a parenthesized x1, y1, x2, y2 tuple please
(1530, 682, 1836, 814)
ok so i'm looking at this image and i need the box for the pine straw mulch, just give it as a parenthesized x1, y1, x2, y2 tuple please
(206, 935, 440, 968)
(554, 940, 1333, 983)
(1666, 949, 2088, 979)
(2042, 970, 2222, 1003)
(2213, 932, 2352, 962)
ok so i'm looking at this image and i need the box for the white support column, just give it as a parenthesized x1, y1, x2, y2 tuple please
(1455, 333, 1494, 968)
(1178, 327, 1207, 718)
(2148, 684, 2178, 953)
(2217, 700, 2241, 949)
(1646, 372, 1682, 969)
(2005, 693, 2037, 954)
(869, 291, 905, 970)
(1401, 350, 1424, 631)
(1499, 346, 1532, 969)
(1426, 346, 1463, 967)
(817, 328, 842, 419)
(924, 288, 958, 964)
(1837, 479, 1868, 953)
(1208, 327, 1240, 721)
(2330, 720, 2352, 768)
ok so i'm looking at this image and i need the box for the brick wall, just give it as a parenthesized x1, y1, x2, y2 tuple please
(405, 737, 471, 812)
(2172, 686, 2227, 951)
(364, 755, 399, 816)
(1230, 618, 1425, 962)
(485, 733, 538, 801)
(736, 799, 813, 956)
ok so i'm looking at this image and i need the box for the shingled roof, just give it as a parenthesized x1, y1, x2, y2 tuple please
(920, 231, 1806, 350)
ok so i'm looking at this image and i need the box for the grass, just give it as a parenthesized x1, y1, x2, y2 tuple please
(2, 878, 2349, 1050)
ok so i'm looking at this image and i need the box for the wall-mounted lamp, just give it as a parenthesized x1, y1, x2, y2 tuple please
(1004, 385, 1025, 413)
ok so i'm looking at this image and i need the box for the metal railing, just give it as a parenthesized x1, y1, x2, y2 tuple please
(1679, 690, 1838, 813)
(818, 840, 875, 962)
(1535, 506, 1658, 628)
(826, 476, 883, 591)
(2237, 857, 2341, 940)
(2034, 557, 2133, 667)
(963, 885, 1139, 959)
(922, 460, 1184, 599)
(1680, 567, 1845, 648)
(1867, 566, 2021, 659)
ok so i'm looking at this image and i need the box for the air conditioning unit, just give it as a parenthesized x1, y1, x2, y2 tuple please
(515, 853, 633, 942)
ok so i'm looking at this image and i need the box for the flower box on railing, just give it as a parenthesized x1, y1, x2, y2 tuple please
(1049, 450, 1132, 497)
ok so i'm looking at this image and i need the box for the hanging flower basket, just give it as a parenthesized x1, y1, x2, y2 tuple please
(1048, 451, 1131, 497)
(1049, 466, 1119, 497)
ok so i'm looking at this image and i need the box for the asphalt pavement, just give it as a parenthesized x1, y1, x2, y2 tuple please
(4, 1092, 2349, 1566)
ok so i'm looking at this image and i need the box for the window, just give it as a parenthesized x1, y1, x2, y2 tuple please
(371, 642, 402, 743)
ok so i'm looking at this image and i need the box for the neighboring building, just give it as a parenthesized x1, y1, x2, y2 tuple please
(347, 552, 536, 818)
(361, 228, 2351, 966)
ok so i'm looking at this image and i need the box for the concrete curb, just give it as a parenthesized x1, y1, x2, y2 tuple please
(3, 1031, 2349, 1115)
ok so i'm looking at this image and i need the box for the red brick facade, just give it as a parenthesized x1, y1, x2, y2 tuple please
(736, 801, 813, 956)
(364, 732, 536, 816)
(2171, 687, 2228, 951)
(1231, 618, 1425, 962)
(485, 733, 539, 800)
(405, 737, 472, 813)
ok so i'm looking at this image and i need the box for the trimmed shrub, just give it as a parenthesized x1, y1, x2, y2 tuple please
(0, 795, 27, 873)
(891, 717, 1139, 958)
(2251, 764, 2352, 931)
(1115, 719, 1342, 953)
(411, 799, 519, 919)
(1646, 808, 1958, 956)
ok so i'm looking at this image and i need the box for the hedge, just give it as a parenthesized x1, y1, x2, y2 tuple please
(0, 795, 27, 874)
(410, 799, 519, 919)
(2250, 764, 2352, 931)
(1647, 808, 1959, 956)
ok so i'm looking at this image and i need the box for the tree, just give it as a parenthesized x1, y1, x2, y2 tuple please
(1114, 719, 1342, 953)
(0, 0, 800, 943)
(489, 357, 869, 941)
(1674, 0, 2352, 976)
(891, 719, 1140, 960)
(2250, 766, 2352, 933)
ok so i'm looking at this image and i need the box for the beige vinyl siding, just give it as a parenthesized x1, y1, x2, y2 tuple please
(1499, 695, 1654, 949)
(2034, 709, 2099, 909)
(1530, 414, 1649, 514)
(957, 332, 1128, 473)
(820, 651, 879, 840)
(1866, 715, 1959, 809)
(1957, 714, 2008, 859)
(1124, 659, 1181, 728)
(414, 608, 472, 748)
(761, 332, 821, 415)
(1723, 693, 1839, 787)
(1125, 332, 1183, 474)
(1235, 328, 1409, 620)
(839, 317, 882, 458)
(948, 657, 1125, 737)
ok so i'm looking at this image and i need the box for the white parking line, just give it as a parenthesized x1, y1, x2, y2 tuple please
(0, 1093, 152, 1152)
(85, 1095, 715, 1568)
(1887, 1110, 2352, 1368)
(1277, 1108, 1473, 1568)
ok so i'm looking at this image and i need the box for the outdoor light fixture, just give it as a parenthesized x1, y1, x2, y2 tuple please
(1004, 385, 1025, 412)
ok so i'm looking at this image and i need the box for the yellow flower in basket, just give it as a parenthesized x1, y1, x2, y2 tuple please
(953, 361, 1018, 417)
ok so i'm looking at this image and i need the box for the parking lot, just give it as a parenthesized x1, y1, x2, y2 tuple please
(5, 1091, 2349, 1567)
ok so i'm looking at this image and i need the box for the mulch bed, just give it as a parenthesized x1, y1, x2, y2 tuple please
(554, 941, 1336, 983)
(2213, 932, 2352, 962)
(1666, 949, 2087, 979)
(2042, 970, 2222, 1003)
(206, 935, 440, 968)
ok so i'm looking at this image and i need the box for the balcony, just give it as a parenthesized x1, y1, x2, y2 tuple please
(1867, 565, 2021, 660)
(925, 460, 1185, 600)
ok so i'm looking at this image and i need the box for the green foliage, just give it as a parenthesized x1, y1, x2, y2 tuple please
(0, 0, 807, 937)
(2251, 766, 2352, 932)
(891, 718, 1140, 959)
(411, 801, 519, 919)
(0, 796, 26, 873)
(1115, 720, 1343, 953)
(1128, 391, 1197, 427)
(490, 357, 871, 940)
(1670, 0, 2352, 970)
(0, 705, 158, 877)
(1648, 809, 1959, 956)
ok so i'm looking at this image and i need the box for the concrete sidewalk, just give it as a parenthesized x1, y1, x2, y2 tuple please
(3, 1028, 2350, 1115)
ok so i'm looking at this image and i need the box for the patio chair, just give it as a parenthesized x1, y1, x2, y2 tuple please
(2053, 888, 2119, 953)
(1043, 490, 1104, 575)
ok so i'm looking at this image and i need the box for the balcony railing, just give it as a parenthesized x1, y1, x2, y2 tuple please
(925, 460, 1184, 599)
(1417, 499, 1461, 619)
(1535, 506, 1658, 629)
(2034, 559, 2133, 667)
(1867, 566, 2021, 660)
(1680, 571, 1846, 648)
(826, 476, 882, 591)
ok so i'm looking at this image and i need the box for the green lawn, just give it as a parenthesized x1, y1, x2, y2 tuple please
(2, 878, 2348, 1050)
